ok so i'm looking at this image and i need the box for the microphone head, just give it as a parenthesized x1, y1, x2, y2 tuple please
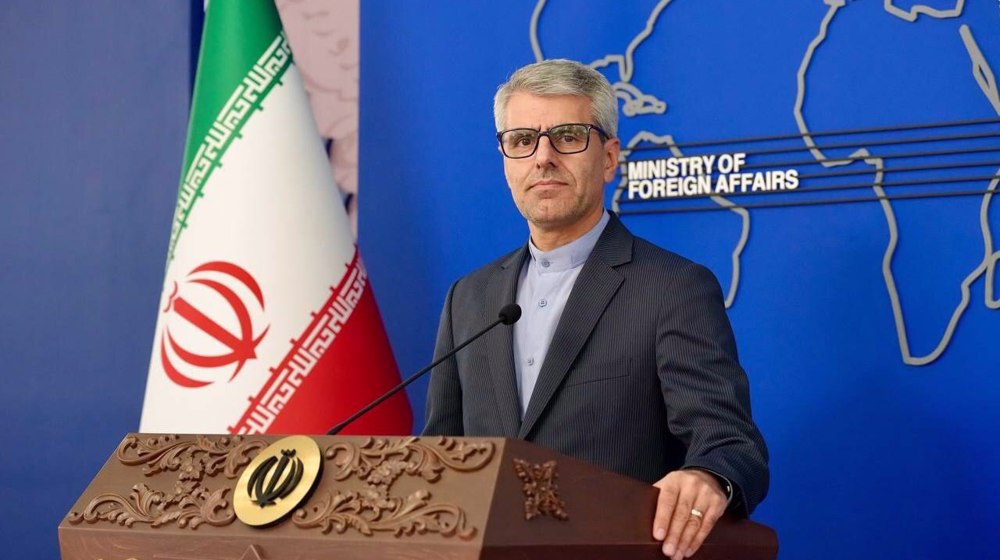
(498, 303, 521, 325)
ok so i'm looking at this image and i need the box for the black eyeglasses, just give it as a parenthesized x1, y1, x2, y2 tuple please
(496, 123, 610, 159)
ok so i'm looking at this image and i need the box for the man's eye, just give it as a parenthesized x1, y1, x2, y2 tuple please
(508, 133, 535, 146)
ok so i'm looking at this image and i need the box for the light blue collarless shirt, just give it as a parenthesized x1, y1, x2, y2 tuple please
(512, 210, 610, 414)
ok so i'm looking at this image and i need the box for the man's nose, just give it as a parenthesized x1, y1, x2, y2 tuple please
(533, 135, 559, 166)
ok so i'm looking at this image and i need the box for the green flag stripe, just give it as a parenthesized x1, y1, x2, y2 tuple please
(179, 0, 283, 183)
(168, 32, 292, 262)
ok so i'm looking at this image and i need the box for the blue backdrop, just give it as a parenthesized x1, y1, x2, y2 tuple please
(1, 1, 998, 558)
(0, 2, 192, 558)
(359, 1, 1000, 559)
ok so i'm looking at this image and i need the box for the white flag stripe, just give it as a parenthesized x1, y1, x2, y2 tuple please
(141, 63, 354, 432)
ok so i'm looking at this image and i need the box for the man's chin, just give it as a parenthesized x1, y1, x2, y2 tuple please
(525, 209, 585, 232)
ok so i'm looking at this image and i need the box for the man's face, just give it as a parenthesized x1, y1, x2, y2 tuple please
(501, 93, 620, 236)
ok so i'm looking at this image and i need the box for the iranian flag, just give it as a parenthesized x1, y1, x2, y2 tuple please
(139, 0, 411, 435)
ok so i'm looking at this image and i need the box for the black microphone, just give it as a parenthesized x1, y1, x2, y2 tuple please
(327, 303, 521, 435)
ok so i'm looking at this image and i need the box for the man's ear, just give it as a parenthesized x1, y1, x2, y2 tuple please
(604, 137, 621, 183)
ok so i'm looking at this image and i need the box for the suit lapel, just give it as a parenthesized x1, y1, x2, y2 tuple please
(485, 247, 527, 438)
(517, 214, 633, 439)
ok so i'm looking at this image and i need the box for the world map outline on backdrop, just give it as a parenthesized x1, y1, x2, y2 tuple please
(529, 0, 999, 366)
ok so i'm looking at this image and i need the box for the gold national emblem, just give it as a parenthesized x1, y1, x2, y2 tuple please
(234, 436, 322, 526)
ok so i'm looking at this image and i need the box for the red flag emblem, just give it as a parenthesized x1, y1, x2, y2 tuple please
(160, 262, 270, 388)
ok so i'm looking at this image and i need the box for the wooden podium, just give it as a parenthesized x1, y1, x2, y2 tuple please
(59, 434, 776, 559)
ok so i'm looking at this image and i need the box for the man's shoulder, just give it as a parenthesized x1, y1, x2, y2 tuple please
(604, 226, 724, 303)
(452, 244, 524, 290)
(596, 212, 703, 276)
(625, 231, 706, 276)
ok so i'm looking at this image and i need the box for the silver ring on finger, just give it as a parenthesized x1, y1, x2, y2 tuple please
(690, 508, 704, 520)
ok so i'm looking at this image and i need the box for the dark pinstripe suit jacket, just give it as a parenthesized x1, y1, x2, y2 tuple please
(423, 213, 769, 514)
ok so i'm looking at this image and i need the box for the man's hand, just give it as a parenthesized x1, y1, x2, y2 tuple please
(652, 469, 727, 559)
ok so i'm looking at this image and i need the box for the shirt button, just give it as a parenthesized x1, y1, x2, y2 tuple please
(538, 298, 547, 307)
(527, 357, 535, 366)
(541, 260, 550, 268)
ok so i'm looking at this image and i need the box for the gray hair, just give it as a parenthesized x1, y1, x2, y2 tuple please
(493, 59, 618, 138)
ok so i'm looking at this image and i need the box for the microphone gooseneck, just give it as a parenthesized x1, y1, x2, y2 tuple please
(326, 304, 522, 435)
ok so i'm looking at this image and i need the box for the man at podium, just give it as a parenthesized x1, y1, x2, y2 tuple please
(424, 59, 769, 560)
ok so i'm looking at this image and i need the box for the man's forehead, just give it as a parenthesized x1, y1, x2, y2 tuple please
(505, 93, 592, 126)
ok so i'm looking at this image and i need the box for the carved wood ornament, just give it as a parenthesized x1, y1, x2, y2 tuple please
(294, 436, 495, 539)
(512, 458, 569, 521)
(67, 435, 496, 541)
(67, 434, 267, 529)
